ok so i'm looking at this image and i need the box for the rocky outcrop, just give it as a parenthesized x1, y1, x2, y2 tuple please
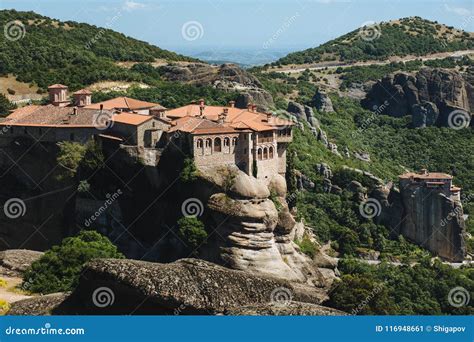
(362, 68, 473, 127)
(8, 293, 68, 316)
(158, 63, 274, 110)
(287, 101, 307, 122)
(312, 90, 335, 113)
(203, 167, 325, 286)
(36, 258, 331, 315)
(0, 249, 43, 276)
(225, 301, 346, 316)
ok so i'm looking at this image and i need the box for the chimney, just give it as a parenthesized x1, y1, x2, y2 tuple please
(218, 108, 229, 124)
(421, 168, 428, 175)
(100, 104, 104, 112)
(266, 112, 272, 122)
(252, 104, 257, 112)
(228, 100, 235, 108)
(73, 89, 92, 107)
(247, 103, 254, 112)
(72, 107, 78, 115)
(198, 99, 205, 107)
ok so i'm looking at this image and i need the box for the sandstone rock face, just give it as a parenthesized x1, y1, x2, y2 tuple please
(362, 68, 474, 127)
(0, 249, 43, 276)
(158, 63, 274, 110)
(287, 101, 307, 121)
(312, 90, 335, 113)
(225, 301, 346, 316)
(48, 258, 329, 315)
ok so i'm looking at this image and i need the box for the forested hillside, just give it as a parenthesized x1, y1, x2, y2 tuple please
(276, 17, 474, 65)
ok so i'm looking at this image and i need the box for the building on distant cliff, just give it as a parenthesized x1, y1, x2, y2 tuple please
(397, 169, 466, 262)
(167, 100, 294, 180)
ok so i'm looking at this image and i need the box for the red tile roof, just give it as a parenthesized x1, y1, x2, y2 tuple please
(48, 84, 68, 89)
(73, 89, 92, 95)
(86, 97, 160, 110)
(169, 116, 238, 135)
(399, 172, 453, 180)
(112, 113, 153, 126)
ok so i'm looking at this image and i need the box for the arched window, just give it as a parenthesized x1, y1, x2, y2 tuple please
(232, 137, 238, 146)
(263, 147, 268, 159)
(269, 146, 274, 159)
(214, 137, 222, 152)
(224, 137, 230, 147)
(257, 148, 263, 160)
(196, 139, 203, 148)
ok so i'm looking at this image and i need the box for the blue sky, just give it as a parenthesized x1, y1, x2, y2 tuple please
(1, 0, 473, 53)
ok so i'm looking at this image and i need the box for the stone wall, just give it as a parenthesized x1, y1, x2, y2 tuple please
(192, 133, 240, 169)
(0, 126, 98, 144)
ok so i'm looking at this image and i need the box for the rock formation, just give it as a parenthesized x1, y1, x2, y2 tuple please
(158, 63, 274, 110)
(312, 90, 335, 113)
(7, 258, 342, 315)
(0, 249, 43, 277)
(362, 67, 474, 128)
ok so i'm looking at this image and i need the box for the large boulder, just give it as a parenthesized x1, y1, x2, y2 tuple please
(412, 101, 439, 128)
(0, 249, 43, 276)
(225, 301, 346, 316)
(312, 90, 335, 113)
(48, 258, 329, 315)
(287, 101, 307, 121)
(8, 293, 68, 316)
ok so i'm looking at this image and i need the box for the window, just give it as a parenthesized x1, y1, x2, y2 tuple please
(263, 147, 268, 159)
(232, 137, 238, 146)
(224, 137, 230, 147)
(196, 139, 203, 148)
(214, 137, 222, 152)
(205, 138, 212, 149)
(152, 121, 156, 128)
(257, 148, 262, 160)
(269, 146, 274, 159)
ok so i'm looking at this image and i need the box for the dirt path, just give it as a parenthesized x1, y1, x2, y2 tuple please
(268, 49, 474, 74)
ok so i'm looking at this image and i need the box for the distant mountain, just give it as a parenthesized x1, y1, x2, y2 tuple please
(275, 17, 474, 65)
(0, 10, 196, 90)
(180, 48, 293, 68)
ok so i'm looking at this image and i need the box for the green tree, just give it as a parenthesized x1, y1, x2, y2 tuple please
(177, 216, 208, 254)
(22, 230, 124, 294)
(0, 94, 15, 117)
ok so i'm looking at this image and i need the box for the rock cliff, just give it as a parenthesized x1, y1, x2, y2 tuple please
(8, 258, 343, 315)
(362, 67, 474, 127)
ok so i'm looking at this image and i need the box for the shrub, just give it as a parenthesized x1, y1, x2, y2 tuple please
(180, 158, 198, 183)
(295, 235, 318, 258)
(22, 230, 124, 294)
(177, 217, 207, 254)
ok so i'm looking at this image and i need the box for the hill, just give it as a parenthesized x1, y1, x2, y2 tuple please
(275, 17, 474, 65)
(0, 10, 196, 91)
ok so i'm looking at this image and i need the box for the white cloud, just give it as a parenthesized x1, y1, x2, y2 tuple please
(444, 4, 472, 16)
(123, 1, 146, 11)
